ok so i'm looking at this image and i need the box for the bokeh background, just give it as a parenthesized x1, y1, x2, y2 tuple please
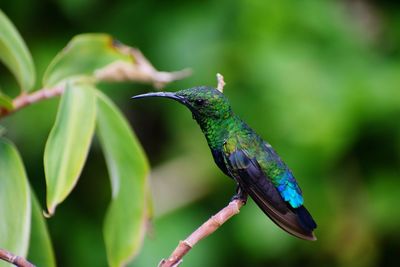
(1, 0, 400, 266)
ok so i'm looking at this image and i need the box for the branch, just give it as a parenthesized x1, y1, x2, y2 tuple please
(0, 85, 65, 119)
(0, 46, 191, 119)
(0, 248, 36, 267)
(94, 47, 191, 89)
(158, 198, 246, 267)
(216, 73, 225, 93)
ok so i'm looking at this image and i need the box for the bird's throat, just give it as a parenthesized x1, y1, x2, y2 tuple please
(196, 115, 239, 150)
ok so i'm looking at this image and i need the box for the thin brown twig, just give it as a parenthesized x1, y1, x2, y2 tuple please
(0, 86, 65, 119)
(0, 46, 191, 120)
(94, 47, 192, 89)
(158, 198, 246, 267)
(0, 248, 36, 267)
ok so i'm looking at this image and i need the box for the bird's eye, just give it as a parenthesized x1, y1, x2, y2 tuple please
(195, 99, 205, 106)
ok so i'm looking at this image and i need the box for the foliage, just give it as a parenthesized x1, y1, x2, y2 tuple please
(0, 10, 172, 267)
(0, 138, 31, 264)
(0, 9, 34, 91)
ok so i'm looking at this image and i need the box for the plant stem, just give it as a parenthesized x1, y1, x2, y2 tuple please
(216, 73, 226, 93)
(0, 86, 65, 119)
(0, 248, 36, 267)
(158, 198, 245, 267)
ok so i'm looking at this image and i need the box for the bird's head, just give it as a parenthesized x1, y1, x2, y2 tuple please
(132, 86, 232, 121)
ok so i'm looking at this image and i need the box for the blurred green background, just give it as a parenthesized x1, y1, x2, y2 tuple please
(1, 0, 400, 266)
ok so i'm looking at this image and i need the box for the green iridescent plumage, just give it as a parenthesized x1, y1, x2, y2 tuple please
(132, 86, 317, 240)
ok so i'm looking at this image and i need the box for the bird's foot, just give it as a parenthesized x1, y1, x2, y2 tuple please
(231, 186, 248, 204)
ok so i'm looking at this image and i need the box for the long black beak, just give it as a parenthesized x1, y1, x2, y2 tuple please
(131, 92, 187, 105)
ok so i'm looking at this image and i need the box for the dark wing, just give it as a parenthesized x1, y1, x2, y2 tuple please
(225, 148, 317, 241)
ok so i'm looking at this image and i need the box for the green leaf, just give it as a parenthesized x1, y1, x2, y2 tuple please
(43, 34, 132, 87)
(0, 138, 31, 265)
(0, 10, 35, 91)
(0, 91, 13, 110)
(96, 91, 150, 267)
(44, 82, 96, 215)
(28, 191, 56, 267)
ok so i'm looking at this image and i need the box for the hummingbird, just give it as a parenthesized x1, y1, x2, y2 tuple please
(132, 84, 317, 241)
